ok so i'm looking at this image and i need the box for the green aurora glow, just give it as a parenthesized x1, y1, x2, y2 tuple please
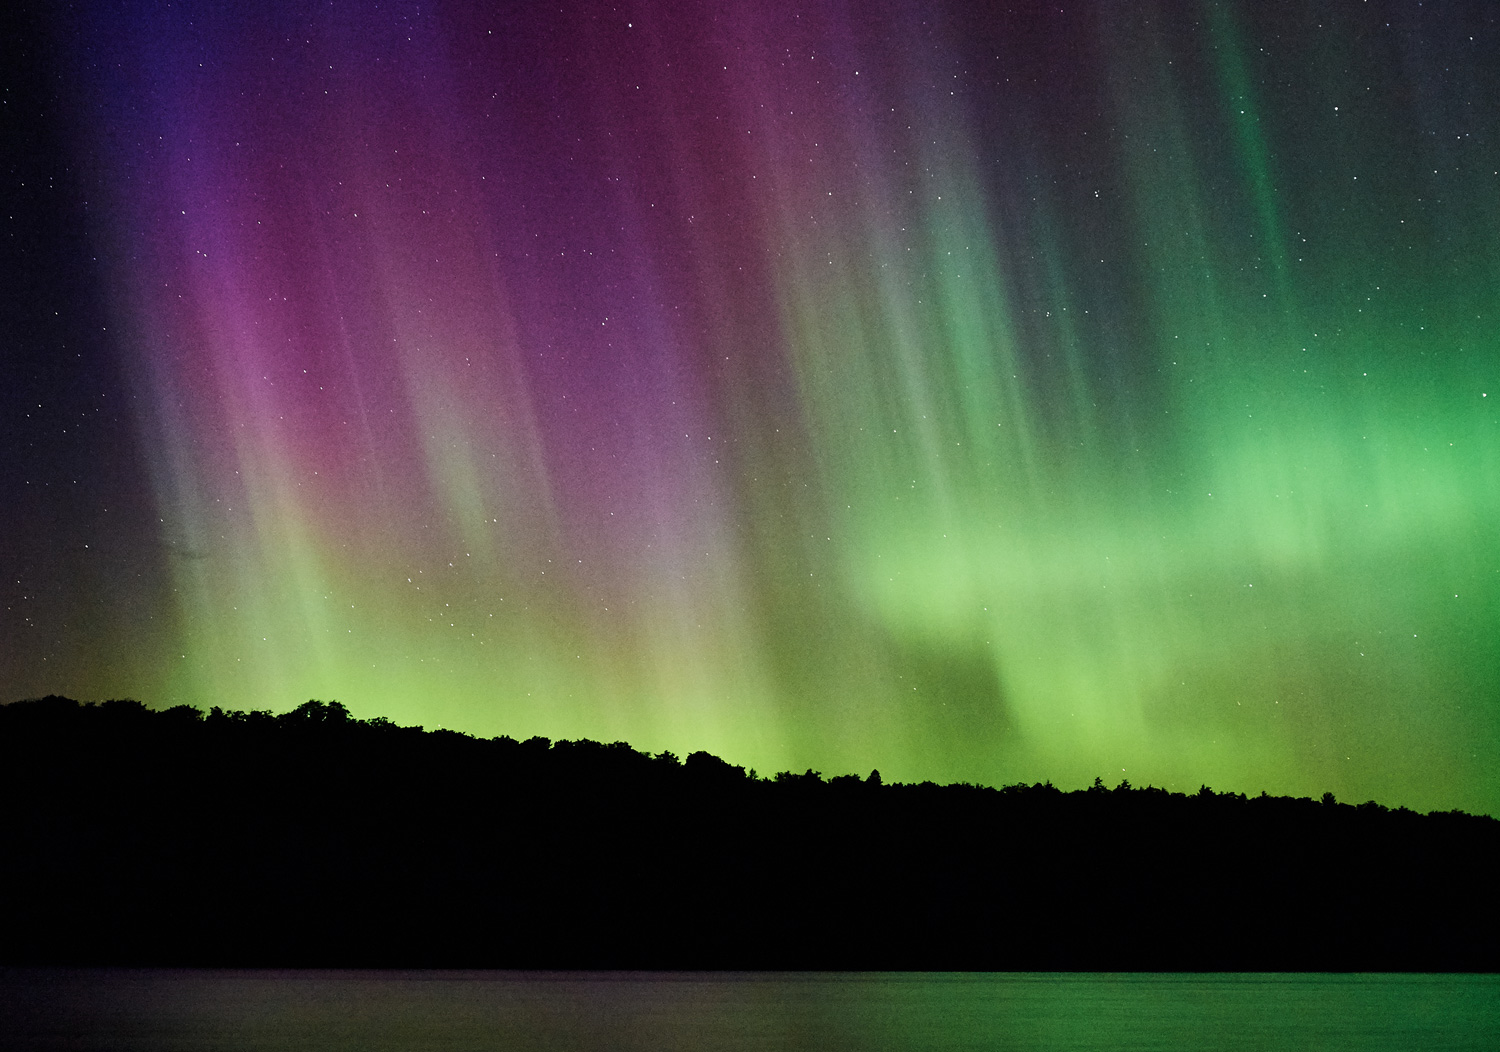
(6, 0, 1498, 813)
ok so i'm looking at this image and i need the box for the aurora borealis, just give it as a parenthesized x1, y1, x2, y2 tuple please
(4, 0, 1498, 813)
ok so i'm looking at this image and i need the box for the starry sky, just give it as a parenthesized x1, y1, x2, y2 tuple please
(4, 0, 1498, 813)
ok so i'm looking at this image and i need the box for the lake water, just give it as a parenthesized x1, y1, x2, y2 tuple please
(1, 970, 1495, 1051)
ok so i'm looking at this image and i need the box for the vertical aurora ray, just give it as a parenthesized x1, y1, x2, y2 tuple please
(35, 0, 1500, 811)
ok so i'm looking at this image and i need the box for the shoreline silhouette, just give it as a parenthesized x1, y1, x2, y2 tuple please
(2, 695, 1495, 971)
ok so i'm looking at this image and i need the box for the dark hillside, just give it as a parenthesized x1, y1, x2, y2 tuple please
(2, 696, 1496, 970)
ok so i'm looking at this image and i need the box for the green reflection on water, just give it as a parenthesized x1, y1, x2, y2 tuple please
(1, 971, 1497, 1052)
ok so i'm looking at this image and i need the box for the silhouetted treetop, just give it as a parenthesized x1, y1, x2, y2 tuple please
(2, 695, 1496, 971)
(2, 695, 1495, 823)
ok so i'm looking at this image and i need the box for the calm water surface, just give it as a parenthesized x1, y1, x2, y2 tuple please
(1, 970, 1495, 1051)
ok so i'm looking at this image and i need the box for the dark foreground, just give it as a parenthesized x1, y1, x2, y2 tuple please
(2, 697, 1496, 970)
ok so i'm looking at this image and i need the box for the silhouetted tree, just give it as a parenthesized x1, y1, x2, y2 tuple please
(1, 694, 1496, 971)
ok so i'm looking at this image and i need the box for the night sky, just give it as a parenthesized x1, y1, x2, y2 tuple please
(4, 0, 1498, 814)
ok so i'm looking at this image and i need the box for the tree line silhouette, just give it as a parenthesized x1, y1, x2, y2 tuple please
(2, 695, 1496, 970)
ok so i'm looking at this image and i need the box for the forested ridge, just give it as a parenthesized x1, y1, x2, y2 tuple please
(3, 695, 1496, 970)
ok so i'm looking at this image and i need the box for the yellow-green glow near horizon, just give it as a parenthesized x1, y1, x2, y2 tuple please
(15, 0, 1500, 814)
